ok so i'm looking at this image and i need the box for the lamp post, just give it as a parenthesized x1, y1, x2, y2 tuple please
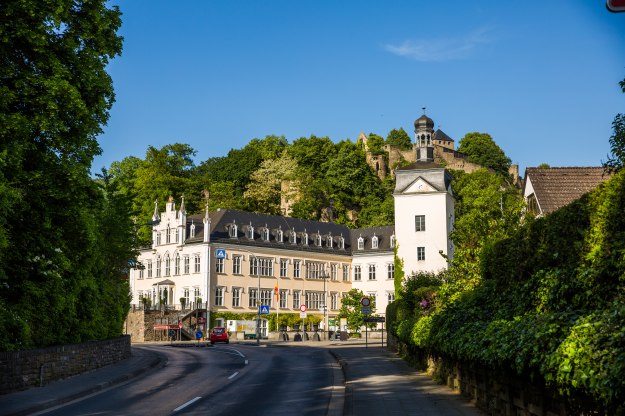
(239, 247, 262, 346)
(323, 266, 329, 341)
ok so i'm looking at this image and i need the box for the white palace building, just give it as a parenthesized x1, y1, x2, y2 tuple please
(128, 113, 455, 339)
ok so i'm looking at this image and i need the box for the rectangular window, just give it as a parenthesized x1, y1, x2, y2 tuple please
(216, 257, 225, 273)
(183, 288, 190, 308)
(354, 265, 361, 281)
(306, 262, 325, 279)
(165, 257, 170, 276)
(232, 288, 241, 307)
(184, 256, 190, 274)
(280, 259, 288, 278)
(279, 290, 288, 308)
(417, 247, 425, 261)
(305, 291, 324, 309)
(368, 264, 376, 280)
(147, 261, 152, 278)
(156, 232, 161, 246)
(138, 267, 144, 279)
(342, 264, 349, 281)
(388, 292, 395, 304)
(293, 260, 301, 278)
(193, 287, 201, 305)
(248, 288, 258, 308)
(331, 264, 337, 281)
(260, 289, 272, 307)
(415, 215, 426, 232)
(215, 287, 224, 306)
(194, 255, 201, 273)
(174, 256, 180, 275)
(387, 263, 395, 280)
(251, 257, 274, 277)
(233, 255, 241, 274)
(156, 258, 161, 277)
(293, 290, 300, 309)
(331, 292, 338, 310)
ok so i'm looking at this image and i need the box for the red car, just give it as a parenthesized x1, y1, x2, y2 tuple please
(209, 327, 229, 344)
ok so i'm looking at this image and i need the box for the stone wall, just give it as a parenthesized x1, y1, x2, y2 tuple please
(0, 335, 130, 395)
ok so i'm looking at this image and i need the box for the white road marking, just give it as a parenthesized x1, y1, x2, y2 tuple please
(173, 396, 201, 412)
(228, 371, 239, 380)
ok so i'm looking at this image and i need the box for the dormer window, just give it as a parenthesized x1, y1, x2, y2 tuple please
(357, 236, 364, 250)
(190, 222, 196, 238)
(390, 234, 396, 248)
(315, 234, 322, 247)
(277, 228, 284, 243)
(229, 224, 238, 238)
(372, 235, 379, 249)
(247, 225, 254, 239)
(302, 231, 308, 246)
(338, 236, 344, 249)
(327, 236, 333, 248)
(262, 228, 270, 241)
(290, 230, 297, 244)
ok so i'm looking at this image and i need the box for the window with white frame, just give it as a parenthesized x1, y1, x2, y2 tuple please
(327, 236, 333, 248)
(260, 289, 272, 306)
(183, 288, 189, 307)
(279, 290, 288, 308)
(156, 231, 161, 246)
(289, 231, 297, 244)
(216, 257, 225, 273)
(331, 292, 338, 310)
(277, 229, 283, 243)
(138, 267, 144, 279)
(306, 291, 324, 309)
(174, 254, 180, 275)
(194, 255, 201, 273)
(175, 229, 180, 243)
(306, 262, 325, 279)
(387, 292, 395, 304)
(156, 256, 161, 277)
(165, 254, 170, 276)
(368, 264, 376, 280)
(342, 264, 349, 281)
(232, 255, 242, 274)
(147, 260, 153, 278)
(387, 263, 395, 280)
(193, 287, 201, 304)
(232, 288, 241, 307)
(184, 256, 190, 274)
(415, 215, 426, 232)
(354, 265, 361, 281)
(417, 247, 425, 261)
(331, 264, 337, 280)
(368, 292, 376, 302)
(390, 234, 396, 248)
(247, 225, 254, 239)
(292, 290, 301, 308)
(302, 232, 308, 245)
(229, 224, 237, 238)
(190, 223, 196, 238)
(315, 234, 322, 247)
(166, 225, 171, 244)
(293, 260, 301, 278)
(280, 259, 288, 277)
(250, 257, 274, 277)
(262, 228, 269, 241)
(248, 288, 258, 307)
(372, 235, 379, 249)
(215, 287, 224, 306)
(358, 236, 364, 250)
(338, 236, 344, 249)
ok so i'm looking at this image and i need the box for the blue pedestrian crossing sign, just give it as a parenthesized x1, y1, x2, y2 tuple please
(215, 249, 226, 259)
(259, 305, 270, 315)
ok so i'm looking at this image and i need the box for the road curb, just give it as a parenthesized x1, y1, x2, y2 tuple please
(328, 349, 347, 416)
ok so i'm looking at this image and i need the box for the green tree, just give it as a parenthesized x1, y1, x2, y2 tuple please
(337, 288, 376, 332)
(0, 0, 125, 350)
(386, 128, 412, 150)
(457, 132, 511, 177)
(604, 78, 625, 173)
(366, 133, 385, 155)
(244, 152, 298, 215)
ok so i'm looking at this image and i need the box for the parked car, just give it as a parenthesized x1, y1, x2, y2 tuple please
(209, 327, 229, 344)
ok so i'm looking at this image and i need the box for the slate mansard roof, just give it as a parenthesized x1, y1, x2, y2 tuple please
(183, 209, 354, 254)
(523, 167, 611, 215)
(351, 225, 395, 253)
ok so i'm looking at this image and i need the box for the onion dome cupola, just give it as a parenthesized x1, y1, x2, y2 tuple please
(414, 107, 435, 162)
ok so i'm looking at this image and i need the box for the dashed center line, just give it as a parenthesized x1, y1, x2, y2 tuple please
(228, 371, 239, 380)
(173, 396, 201, 412)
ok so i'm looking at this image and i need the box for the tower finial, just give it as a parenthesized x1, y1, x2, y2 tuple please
(422, 106, 426, 115)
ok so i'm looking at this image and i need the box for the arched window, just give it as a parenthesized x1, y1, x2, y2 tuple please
(277, 229, 284, 243)
(247, 225, 254, 239)
(372, 235, 379, 249)
(357, 236, 364, 250)
(302, 232, 308, 246)
(190, 223, 196, 238)
(315, 234, 322, 247)
(229, 224, 237, 238)
(338, 236, 344, 249)
(390, 234, 396, 248)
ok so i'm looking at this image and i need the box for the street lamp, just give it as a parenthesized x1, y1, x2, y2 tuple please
(322, 266, 329, 341)
(238, 247, 262, 346)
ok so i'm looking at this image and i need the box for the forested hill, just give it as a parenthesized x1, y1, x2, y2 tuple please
(108, 130, 515, 244)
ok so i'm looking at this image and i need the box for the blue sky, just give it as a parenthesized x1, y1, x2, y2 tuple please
(95, 1, 625, 175)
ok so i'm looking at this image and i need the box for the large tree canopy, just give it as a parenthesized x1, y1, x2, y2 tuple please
(457, 132, 511, 177)
(604, 77, 625, 173)
(0, 1, 128, 351)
